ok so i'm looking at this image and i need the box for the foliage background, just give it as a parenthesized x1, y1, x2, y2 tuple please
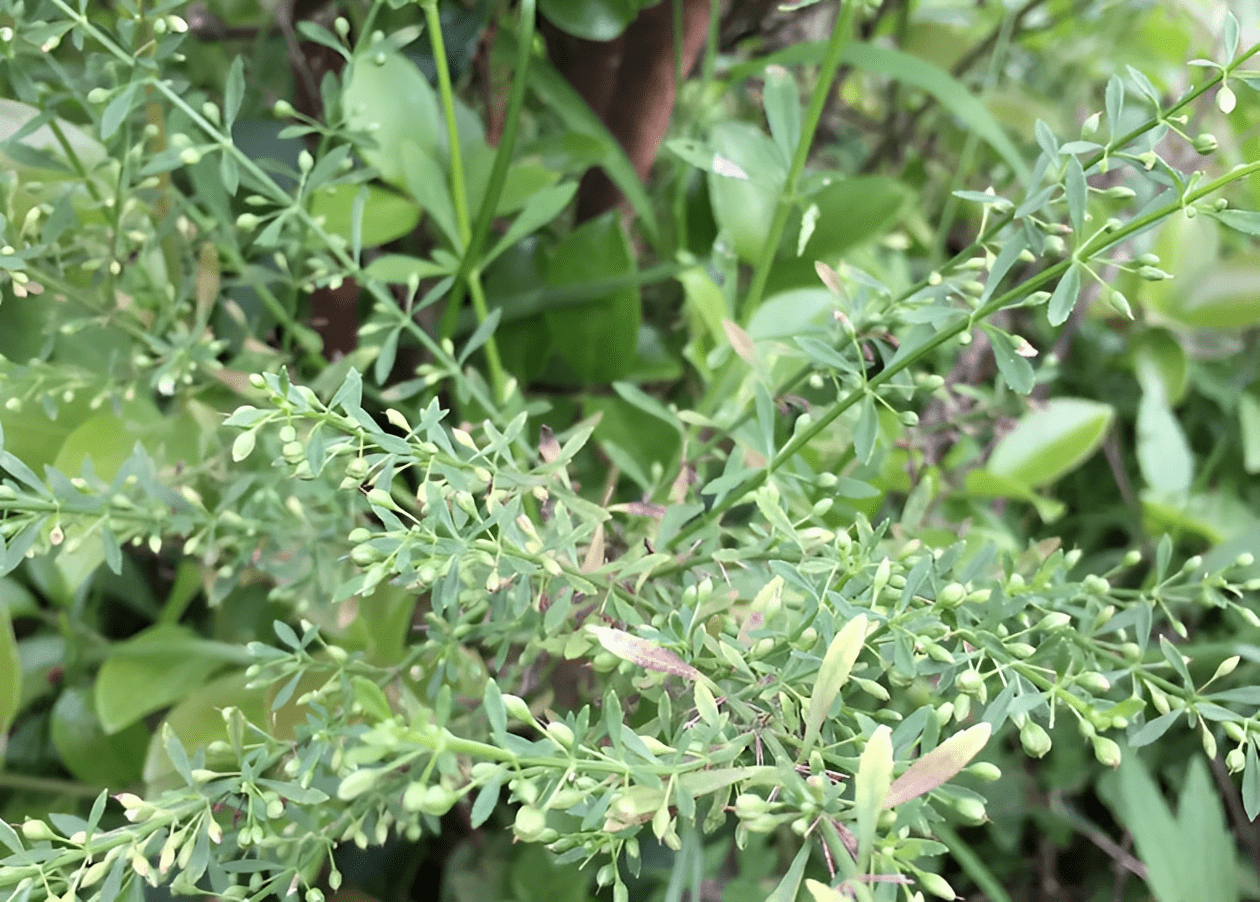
(1, 1, 1260, 901)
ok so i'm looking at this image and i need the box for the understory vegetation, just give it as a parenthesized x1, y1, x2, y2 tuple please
(2, 1, 1260, 901)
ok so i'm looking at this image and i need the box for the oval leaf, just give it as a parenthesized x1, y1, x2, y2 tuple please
(987, 398, 1114, 488)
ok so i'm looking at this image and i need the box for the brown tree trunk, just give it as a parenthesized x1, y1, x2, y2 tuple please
(549, 0, 714, 223)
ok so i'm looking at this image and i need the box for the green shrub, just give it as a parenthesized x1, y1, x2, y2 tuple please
(1, 3, 1259, 902)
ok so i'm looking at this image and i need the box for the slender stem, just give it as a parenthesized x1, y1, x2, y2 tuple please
(440, 0, 537, 335)
(671, 158, 1260, 549)
(740, 1, 860, 321)
(0, 772, 106, 798)
(436, 0, 538, 398)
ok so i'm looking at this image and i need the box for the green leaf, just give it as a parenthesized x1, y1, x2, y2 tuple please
(762, 64, 802, 166)
(471, 772, 504, 828)
(543, 212, 640, 383)
(459, 308, 503, 365)
(494, 32, 659, 245)
(484, 182, 578, 267)
(1126, 710, 1179, 747)
(1244, 742, 1260, 821)
(987, 398, 1114, 488)
(363, 253, 453, 285)
(342, 48, 441, 187)
(1064, 155, 1086, 235)
(223, 56, 245, 127)
(538, 0, 638, 40)
(803, 614, 867, 757)
(1115, 752, 1187, 902)
(50, 686, 148, 786)
(142, 670, 267, 791)
(1106, 75, 1124, 138)
(1047, 263, 1082, 326)
(766, 844, 812, 902)
(1148, 259, 1260, 329)
(985, 325, 1035, 394)
(854, 725, 893, 865)
(726, 42, 1028, 182)
(1239, 393, 1260, 474)
(884, 723, 992, 808)
(399, 141, 460, 249)
(100, 82, 139, 141)
(707, 122, 786, 264)
(0, 603, 19, 736)
(95, 625, 234, 734)
(308, 183, 421, 250)
(1207, 208, 1260, 237)
(800, 176, 911, 259)
(1136, 390, 1193, 495)
(854, 395, 878, 465)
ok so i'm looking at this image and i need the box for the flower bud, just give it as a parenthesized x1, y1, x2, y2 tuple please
(918, 871, 957, 900)
(1227, 747, 1246, 773)
(1092, 735, 1122, 768)
(1217, 84, 1236, 114)
(1020, 720, 1052, 758)
(1193, 133, 1218, 154)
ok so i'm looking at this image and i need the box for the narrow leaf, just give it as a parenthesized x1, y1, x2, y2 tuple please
(885, 723, 992, 807)
(1047, 263, 1082, 327)
(802, 615, 868, 757)
(587, 626, 703, 682)
(855, 725, 894, 864)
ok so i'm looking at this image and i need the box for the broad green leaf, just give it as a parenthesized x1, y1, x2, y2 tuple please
(1136, 390, 1192, 495)
(342, 48, 440, 187)
(538, 0, 637, 40)
(987, 398, 1114, 488)
(544, 212, 640, 383)
(763, 64, 802, 166)
(0, 604, 18, 736)
(800, 176, 911, 259)
(50, 686, 148, 786)
(142, 670, 267, 792)
(96, 625, 237, 734)
(963, 470, 1066, 522)
(363, 253, 454, 284)
(803, 614, 867, 757)
(1240, 393, 1260, 474)
(707, 121, 786, 264)
(309, 183, 421, 250)
(1149, 260, 1260, 329)
(747, 288, 835, 340)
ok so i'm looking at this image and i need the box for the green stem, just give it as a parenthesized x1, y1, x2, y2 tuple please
(421, 0, 508, 400)
(740, 1, 860, 321)
(0, 772, 107, 798)
(440, 0, 537, 336)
